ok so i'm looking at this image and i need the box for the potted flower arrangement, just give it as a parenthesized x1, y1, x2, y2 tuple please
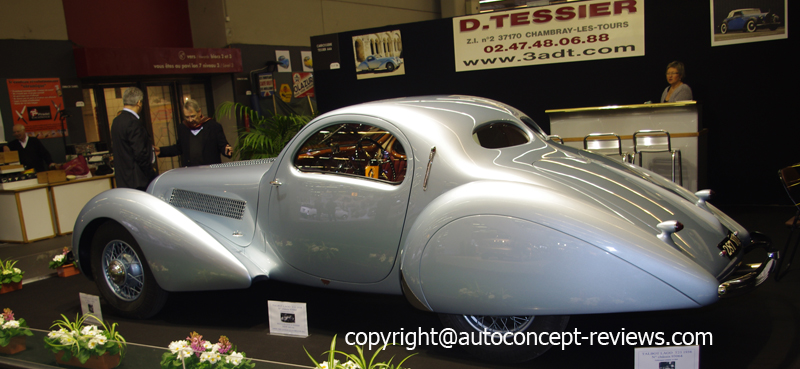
(49, 247, 79, 277)
(43, 313, 126, 369)
(305, 335, 416, 369)
(0, 258, 24, 294)
(0, 308, 34, 354)
(160, 331, 255, 369)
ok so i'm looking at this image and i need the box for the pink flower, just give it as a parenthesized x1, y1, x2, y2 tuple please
(2, 308, 14, 321)
(217, 336, 232, 354)
(187, 331, 207, 357)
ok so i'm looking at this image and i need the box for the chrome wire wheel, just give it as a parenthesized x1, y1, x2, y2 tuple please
(464, 315, 534, 334)
(101, 240, 144, 302)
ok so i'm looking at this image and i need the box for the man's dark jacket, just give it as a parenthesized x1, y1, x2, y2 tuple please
(159, 119, 230, 167)
(7, 136, 52, 172)
(111, 110, 155, 190)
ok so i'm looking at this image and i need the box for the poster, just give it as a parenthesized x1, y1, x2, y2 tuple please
(710, 0, 787, 47)
(352, 30, 405, 80)
(301, 50, 314, 72)
(292, 73, 315, 98)
(452, 0, 645, 72)
(259, 73, 275, 97)
(276, 50, 292, 72)
(6, 78, 67, 138)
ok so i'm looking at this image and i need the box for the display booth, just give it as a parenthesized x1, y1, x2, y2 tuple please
(546, 101, 706, 192)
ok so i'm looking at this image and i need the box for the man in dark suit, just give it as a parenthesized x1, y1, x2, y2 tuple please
(111, 87, 156, 190)
(155, 99, 232, 167)
(5, 124, 54, 172)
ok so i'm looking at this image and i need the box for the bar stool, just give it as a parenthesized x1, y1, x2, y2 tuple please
(633, 130, 682, 185)
(583, 133, 633, 163)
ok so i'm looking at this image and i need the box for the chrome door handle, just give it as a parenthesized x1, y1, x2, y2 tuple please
(270, 179, 282, 186)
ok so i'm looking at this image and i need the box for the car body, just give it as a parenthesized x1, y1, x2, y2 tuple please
(356, 55, 402, 72)
(720, 8, 780, 34)
(73, 95, 775, 363)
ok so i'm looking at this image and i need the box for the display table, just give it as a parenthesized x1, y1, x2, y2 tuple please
(49, 174, 115, 235)
(0, 184, 56, 243)
(0, 174, 115, 242)
(546, 101, 705, 192)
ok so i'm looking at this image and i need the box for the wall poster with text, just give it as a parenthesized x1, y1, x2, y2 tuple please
(452, 0, 645, 72)
(6, 78, 67, 138)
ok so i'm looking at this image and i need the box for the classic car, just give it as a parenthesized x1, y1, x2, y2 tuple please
(356, 55, 402, 72)
(72, 95, 776, 363)
(720, 8, 780, 34)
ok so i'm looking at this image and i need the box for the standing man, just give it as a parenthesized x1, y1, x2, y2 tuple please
(111, 87, 156, 190)
(156, 99, 232, 167)
(4, 124, 54, 172)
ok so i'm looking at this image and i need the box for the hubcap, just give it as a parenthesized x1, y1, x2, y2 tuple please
(464, 315, 534, 334)
(101, 240, 144, 302)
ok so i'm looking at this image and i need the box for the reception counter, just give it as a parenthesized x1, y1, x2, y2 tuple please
(546, 101, 705, 192)
(0, 174, 114, 243)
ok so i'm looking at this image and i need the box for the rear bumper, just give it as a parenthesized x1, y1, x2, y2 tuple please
(718, 232, 778, 298)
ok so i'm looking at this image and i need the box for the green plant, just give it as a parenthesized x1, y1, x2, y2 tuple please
(0, 309, 33, 347)
(305, 334, 416, 369)
(43, 313, 126, 364)
(0, 258, 24, 285)
(217, 101, 313, 160)
(160, 331, 255, 369)
(48, 247, 72, 269)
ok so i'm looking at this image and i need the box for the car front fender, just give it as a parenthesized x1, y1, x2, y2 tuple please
(400, 181, 720, 316)
(72, 188, 252, 292)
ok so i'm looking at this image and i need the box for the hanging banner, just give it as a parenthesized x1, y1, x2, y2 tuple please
(292, 72, 315, 98)
(453, 0, 645, 72)
(6, 78, 67, 138)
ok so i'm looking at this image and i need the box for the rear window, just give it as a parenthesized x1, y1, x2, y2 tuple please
(473, 122, 530, 149)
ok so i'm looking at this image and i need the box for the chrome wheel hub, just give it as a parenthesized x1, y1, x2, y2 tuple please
(465, 315, 534, 334)
(101, 240, 144, 302)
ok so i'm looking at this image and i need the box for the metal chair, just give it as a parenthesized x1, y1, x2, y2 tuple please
(775, 163, 800, 281)
(583, 133, 633, 163)
(633, 130, 682, 185)
(548, 135, 564, 144)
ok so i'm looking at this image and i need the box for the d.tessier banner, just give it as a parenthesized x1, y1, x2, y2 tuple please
(453, 0, 645, 72)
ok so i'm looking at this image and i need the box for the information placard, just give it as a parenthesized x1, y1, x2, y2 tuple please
(268, 300, 309, 337)
(634, 346, 699, 369)
(79, 293, 103, 326)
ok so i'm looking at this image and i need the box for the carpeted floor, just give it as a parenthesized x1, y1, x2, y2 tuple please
(1, 205, 799, 369)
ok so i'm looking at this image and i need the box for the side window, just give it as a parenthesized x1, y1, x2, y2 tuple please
(473, 121, 530, 149)
(295, 123, 407, 184)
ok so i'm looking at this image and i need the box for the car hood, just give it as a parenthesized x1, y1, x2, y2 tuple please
(507, 145, 742, 280)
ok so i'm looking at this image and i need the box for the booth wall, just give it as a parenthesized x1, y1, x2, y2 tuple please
(312, 1, 795, 206)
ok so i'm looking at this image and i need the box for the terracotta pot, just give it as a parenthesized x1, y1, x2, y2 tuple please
(57, 264, 80, 278)
(0, 281, 22, 294)
(55, 351, 121, 369)
(0, 336, 26, 354)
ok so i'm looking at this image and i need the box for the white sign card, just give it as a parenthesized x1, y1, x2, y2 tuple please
(268, 300, 309, 337)
(634, 346, 699, 369)
(452, 0, 645, 72)
(79, 293, 103, 325)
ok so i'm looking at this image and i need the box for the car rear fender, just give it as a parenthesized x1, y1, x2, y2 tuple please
(400, 181, 720, 315)
(72, 188, 252, 292)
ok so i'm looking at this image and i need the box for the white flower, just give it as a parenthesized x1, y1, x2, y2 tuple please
(0, 316, 4, 325)
(59, 335, 76, 345)
(53, 254, 65, 262)
(176, 346, 193, 359)
(87, 340, 97, 349)
(226, 351, 244, 366)
(342, 361, 362, 369)
(168, 340, 188, 354)
(211, 342, 221, 353)
(203, 340, 213, 350)
(81, 325, 99, 336)
(1, 270, 10, 275)
(13, 268, 21, 274)
(317, 360, 339, 369)
(207, 351, 221, 364)
(2, 320, 19, 329)
(200, 351, 211, 363)
(93, 334, 107, 345)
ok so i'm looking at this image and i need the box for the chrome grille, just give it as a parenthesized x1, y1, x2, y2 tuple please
(210, 158, 276, 168)
(169, 189, 246, 220)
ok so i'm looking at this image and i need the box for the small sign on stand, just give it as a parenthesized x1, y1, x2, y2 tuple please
(79, 293, 103, 325)
(268, 300, 308, 337)
(634, 346, 699, 369)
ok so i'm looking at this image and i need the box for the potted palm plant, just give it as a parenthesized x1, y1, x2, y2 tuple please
(216, 102, 313, 159)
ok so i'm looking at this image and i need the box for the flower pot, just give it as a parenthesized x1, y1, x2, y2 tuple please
(0, 281, 22, 294)
(0, 336, 26, 354)
(54, 351, 121, 369)
(57, 264, 80, 278)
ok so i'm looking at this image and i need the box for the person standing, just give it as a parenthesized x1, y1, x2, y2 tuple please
(4, 124, 54, 172)
(111, 87, 156, 190)
(156, 99, 232, 167)
(661, 61, 693, 103)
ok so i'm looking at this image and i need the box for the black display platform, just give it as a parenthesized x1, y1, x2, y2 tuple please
(2, 206, 799, 369)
